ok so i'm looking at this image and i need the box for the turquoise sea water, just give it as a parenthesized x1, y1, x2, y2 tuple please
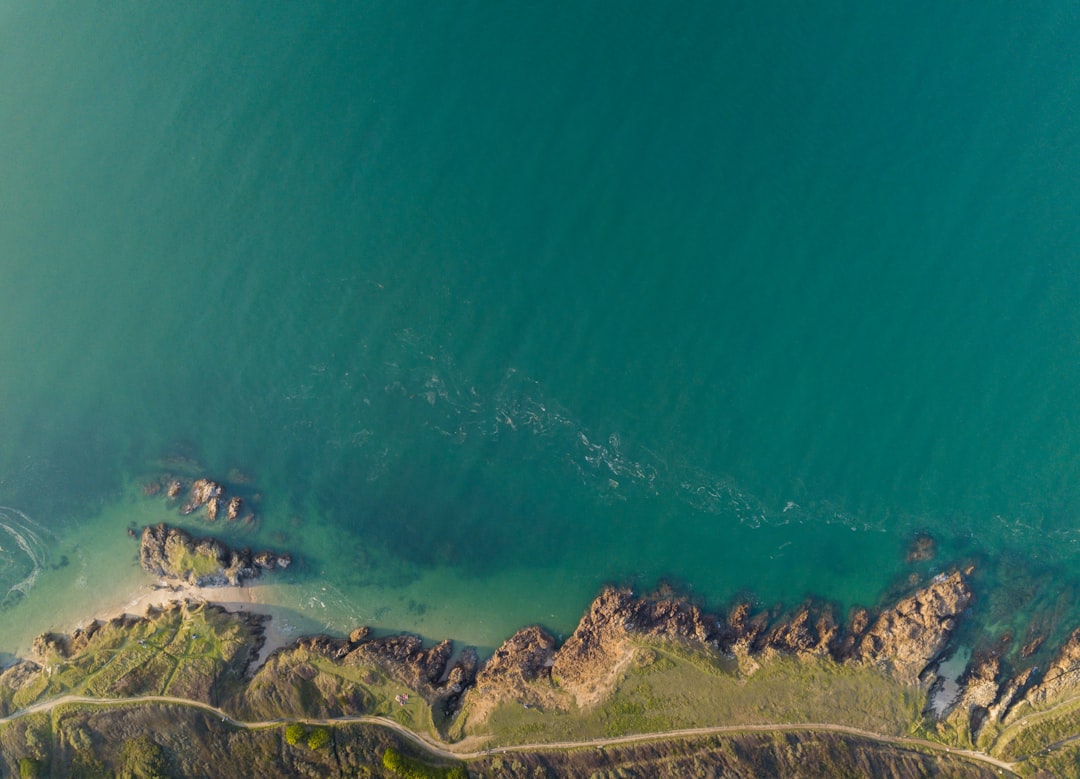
(2, 2, 1080, 656)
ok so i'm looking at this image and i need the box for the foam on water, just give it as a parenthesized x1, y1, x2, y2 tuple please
(2, 1, 1080, 655)
(0, 507, 51, 605)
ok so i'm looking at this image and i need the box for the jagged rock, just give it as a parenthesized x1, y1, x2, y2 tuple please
(757, 602, 838, 657)
(0, 660, 40, 690)
(180, 479, 223, 516)
(480, 627, 556, 688)
(551, 588, 719, 705)
(32, 633, 69, 660)
(207, 496, 221, 521)
(721, 602, 768, 652)
(956, 651, 1002, 710)
(1018, 627, 1080, 708)
(166, 480, 183, 498)
(348, 626, 371, 645)
(850, 570, 972, 683)
(297, 634, 352, 660)
(139, 523, 289, 588)
(226, 497, 242, 521)
(345, 635, 454, 692)
(1021, 635, 1045, 658)
(447, 647, 478, 690)
(988, 666, 1039, 723)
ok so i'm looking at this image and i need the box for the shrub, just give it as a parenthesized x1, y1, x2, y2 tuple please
(119, 734, 168, 779)
(381, 746, 469, 778)
(284, 723, 307, 746)
(19, 758, 41, 779)
(307, 727, 330, 750)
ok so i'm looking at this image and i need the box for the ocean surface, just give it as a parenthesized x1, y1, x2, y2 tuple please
(2, 2, 1080, 658)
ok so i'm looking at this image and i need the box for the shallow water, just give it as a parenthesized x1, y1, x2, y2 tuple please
(2, 2, 1080, 654)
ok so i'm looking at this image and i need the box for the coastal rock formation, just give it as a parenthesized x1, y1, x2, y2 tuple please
(849, 570, 972, 683)
(550, 587, 719, 705)
(471, 626, 558, 712)
(345, 635, 455, 691)
(756, 601, 839, 657)
(139, 523, 290, 587)
(1015, 626, 1080, 709)
(180, 478, 223, 516)
(239, 627, 479, 722)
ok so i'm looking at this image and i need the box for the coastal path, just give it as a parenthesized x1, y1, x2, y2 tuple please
(0, 694, 1020, 776)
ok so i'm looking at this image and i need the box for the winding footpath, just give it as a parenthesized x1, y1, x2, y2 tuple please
(0, 693, 1020, 776)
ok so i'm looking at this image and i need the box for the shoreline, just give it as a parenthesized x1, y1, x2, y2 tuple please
(5, 566, 1077, 776)
(67, 578, 298, 669)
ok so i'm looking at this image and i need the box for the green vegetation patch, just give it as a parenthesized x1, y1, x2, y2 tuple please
(463, 641, 926, 747)
(2, 603, 261, 713)
(167, 547, 223, 580)
(382, 746, 467, 779)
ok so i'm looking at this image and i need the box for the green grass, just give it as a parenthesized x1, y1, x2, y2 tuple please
(458, 641, 927, 748)
(167, 548, 223, 580)
(988, 694, 1080, 761)
(0, 603, 260, 711)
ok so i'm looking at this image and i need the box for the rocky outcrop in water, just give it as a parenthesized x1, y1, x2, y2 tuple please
(180, 479, 223, 516)
(848, 570, 972, 683)
(139, 523, 290, 587)
(144, 470, 257, 524)
(1014, 626, 1080, 710)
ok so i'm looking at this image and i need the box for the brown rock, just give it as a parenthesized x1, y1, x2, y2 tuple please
(551, 588, 720, 705)
(1020, 635, 1045, 658)
(180, 479, 223, 515)
(758, 602, 838, 657)
(1020, 627, 1080, 708)
(166, 480, 183, 498)
(850, 570, 972, 683)
(345, 635, 454, 691)
(206, 496, 221, 521)
(226, 497, 243, 521)
(477, 626, 557, 691)
(953, 650, 1002, 717)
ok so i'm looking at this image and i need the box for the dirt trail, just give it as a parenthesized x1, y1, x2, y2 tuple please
(0, 693, 1021, 774)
